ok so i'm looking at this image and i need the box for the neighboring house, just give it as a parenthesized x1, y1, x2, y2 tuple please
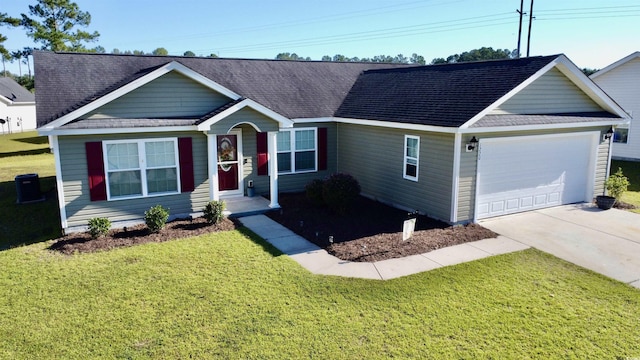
(34, 51, 627, 233)
(590, 51, 640, 161)
(0, 77, 36, 133)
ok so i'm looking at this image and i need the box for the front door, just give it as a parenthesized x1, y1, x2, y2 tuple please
(217, 130, 243, 196)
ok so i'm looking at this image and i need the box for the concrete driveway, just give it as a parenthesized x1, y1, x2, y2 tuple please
(480, 204, 640, 289)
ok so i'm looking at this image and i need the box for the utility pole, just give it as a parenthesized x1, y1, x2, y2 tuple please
(516, 0, 526, 58)
(526, 0, 535, 57)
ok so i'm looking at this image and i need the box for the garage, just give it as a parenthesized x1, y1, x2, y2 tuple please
(475, 132, 598, 220)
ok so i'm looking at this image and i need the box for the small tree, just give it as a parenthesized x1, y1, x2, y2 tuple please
(88, 217, 111, 239)
(605, 168, 630, 202)
(204, 200, 225, 224)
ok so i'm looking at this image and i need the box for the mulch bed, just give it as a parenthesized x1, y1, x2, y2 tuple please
(267, 193, 497, 262)
(613, 200, 637, 210)
(49, 217, 239, 255)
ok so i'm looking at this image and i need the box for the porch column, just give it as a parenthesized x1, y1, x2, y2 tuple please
(207, 133, 220, 201)
(267, 131, 280, 208)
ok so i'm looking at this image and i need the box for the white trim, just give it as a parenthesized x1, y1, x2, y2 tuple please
(291, 117, 335, 124)
(461, 55, 630, 129)
(51, 135, 68, 230)
(207, 133, 219, 201)
(590, 51, 640, 79)
(403, 134, 420, 181)
(38, 126, 196, 136)
(217, 129, 244, 198)
(268, 131, 280, 208)
(41, 61, 242, 130)
(196, 98, 294, 131)
(459, 120, 627, 134)
(276, 127, 318, 175)
(450, 133, 462, 223)
(473, 131, 599, 222)
(333, 117, 457, 133)
(102, 137, 181, 201)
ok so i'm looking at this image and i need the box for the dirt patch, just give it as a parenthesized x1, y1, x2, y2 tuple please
(614, 200, 637, 210)
(50, 217, 239, 254)
(267, 193, 497, 262)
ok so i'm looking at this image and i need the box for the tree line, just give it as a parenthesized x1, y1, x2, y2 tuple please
(1, 0, 598, 92)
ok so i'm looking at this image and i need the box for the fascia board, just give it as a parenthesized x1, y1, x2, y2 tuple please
(590, 51, 640, 79)
(459, 119, 627, 134)
(41, 61, 242, 130)
(38, 125, 197, 136)
(332, 117, 458, 133)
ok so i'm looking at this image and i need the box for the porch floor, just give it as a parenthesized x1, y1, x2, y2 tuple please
(223, 196, 274, 218)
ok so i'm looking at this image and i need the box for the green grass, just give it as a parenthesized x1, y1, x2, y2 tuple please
(611, 160, 640, 213)
(0, 234, 638, 359)
(0, 131, 60, 248)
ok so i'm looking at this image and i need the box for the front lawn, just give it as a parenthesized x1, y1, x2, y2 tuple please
(0, 233, 638, 359)
(612, 160, 640, 213)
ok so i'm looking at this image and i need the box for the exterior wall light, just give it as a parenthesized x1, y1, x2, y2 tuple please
(604, 127, 614, 141)
(466, 136, 479, 152)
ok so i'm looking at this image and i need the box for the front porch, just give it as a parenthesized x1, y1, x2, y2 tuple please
(223, 196, 274, 218)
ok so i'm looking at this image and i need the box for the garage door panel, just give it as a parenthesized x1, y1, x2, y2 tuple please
(476, 134, 595, 219)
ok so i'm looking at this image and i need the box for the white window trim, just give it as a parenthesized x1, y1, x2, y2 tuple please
(403, 135, 420, 182)
(103, 137, 181, 201)
(613, 124, 629, 144)
(277, 127, 318, 175)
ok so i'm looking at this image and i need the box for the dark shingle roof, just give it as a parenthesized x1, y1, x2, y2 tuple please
(335, 55, 560, 127)
(0, 77, 34, 103)
(34, 51, 404, 127)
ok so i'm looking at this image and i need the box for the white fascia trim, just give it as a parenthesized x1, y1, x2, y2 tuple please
(291, 117, 335, 124)
(590, 51, 640, 79)
(332, 117, 457, 133)
(196, 98, 293, 131)
(40, 61, 242, 131)
(460, 58, 561, 129)
(38, 126, 197, 136)
(553, 56, 630, 118)
(460, 120, 627, 134)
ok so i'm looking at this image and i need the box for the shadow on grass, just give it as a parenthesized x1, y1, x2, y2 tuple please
(13, 136, 49, 145)
(0, 176, 62, 251)
(236, 225, 284, 258)
(0, 148, 51, 158)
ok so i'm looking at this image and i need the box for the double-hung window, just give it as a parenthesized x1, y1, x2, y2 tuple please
(104, 138, 180, 200)
(277, 128, 317, 174)
(404, 135, 420, 181)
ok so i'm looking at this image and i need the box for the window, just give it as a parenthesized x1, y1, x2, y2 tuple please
(277, 128, 317, 174)
(613, 125, 629, 144)
(104, 138, 180, 200)
(404, 135, 420, 181)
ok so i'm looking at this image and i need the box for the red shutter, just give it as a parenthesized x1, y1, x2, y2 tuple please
(257, 132, 268, 176)
(178, 137, 195, 192)
(318, 128, 328, 171)
(85, 142, 107, 201)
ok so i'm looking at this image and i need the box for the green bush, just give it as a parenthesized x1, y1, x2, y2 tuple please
(88, 217, 111, 239)
(145, 205, 170, 233)
(605, 167, 630, 200)
(322, 173, 361, 215)
(204, 200, 226, 224)
(305, 179, 325, 206)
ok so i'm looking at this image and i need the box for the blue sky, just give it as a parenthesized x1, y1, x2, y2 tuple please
(2, 0, 639, 75)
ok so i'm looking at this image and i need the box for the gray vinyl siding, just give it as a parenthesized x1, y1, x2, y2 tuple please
(278, 122, 338, 193)
(337, 123, 454, 222)
(491, 68, 602, 114)
(208, 107, 279, 135)
(82, 72, 231, 119)
(59, 131, 209, 229)
(455, 127, 611, 222)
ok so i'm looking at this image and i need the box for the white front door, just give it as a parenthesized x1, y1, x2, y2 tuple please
(217, 129, 243, 197)
(475, 132, 597, 220)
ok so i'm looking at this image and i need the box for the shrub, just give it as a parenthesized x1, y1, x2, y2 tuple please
(305, 179, 325, 206)
(88, 217, 111, 239)
(204, 200, 226, 224)
(605, 167, 630, 200)
(145, 205, 170, 233)
(322, 173, 361, 215)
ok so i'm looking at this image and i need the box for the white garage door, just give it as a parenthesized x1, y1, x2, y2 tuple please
(475, 133, 597, 220)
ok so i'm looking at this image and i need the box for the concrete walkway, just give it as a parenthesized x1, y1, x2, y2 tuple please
(480, 204, 640, 289)
(239, 215, 529, 280)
